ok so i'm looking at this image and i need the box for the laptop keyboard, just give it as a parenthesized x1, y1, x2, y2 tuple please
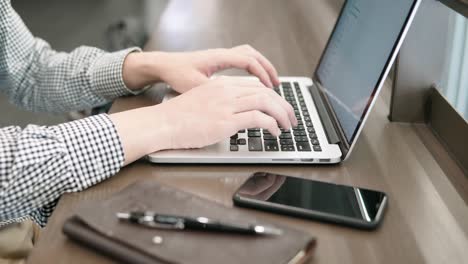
(230, 81, 322, 152)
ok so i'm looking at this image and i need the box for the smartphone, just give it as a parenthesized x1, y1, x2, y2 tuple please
(233, 172, 388, 229)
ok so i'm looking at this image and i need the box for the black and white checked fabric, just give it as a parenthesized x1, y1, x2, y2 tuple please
(0, 115, 124, 227)
(0, 0, 138, 227)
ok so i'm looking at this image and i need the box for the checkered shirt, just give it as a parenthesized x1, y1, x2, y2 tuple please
(0, 0, 139, 227)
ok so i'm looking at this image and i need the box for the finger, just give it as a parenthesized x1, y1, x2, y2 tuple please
(231, 110, 281, 136)
(234, 45, 279, 86)
(215, 52, 273, 88)
(250, 50, 280, 86)
(265, 88, 298, 127)
(227, 85, 296, 127)
(242, 57, 273, 88)
(233, 93, 291, 130)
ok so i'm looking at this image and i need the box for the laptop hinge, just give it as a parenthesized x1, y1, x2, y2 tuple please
(308, 85, 340, 145)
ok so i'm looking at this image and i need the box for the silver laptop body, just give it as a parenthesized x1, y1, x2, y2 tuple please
(147, 0, 421, 164)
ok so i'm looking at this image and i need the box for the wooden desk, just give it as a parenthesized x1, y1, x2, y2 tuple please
(29, 0, 468, 263)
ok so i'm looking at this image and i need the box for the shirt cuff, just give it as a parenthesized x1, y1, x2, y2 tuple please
(51, 114, 124, 191)
(89, 47, 147, 99)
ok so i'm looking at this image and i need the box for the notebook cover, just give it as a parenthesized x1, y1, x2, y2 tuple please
(62, 181, 316, 264)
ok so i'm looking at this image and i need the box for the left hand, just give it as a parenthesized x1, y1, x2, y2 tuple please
(123, 45, 280, 93)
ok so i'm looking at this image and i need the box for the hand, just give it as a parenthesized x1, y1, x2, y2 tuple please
(156, 45, 280, 93)
(110, 77, 297, 164)
(122, 45, 280, 93)
(153, 77, 296, 150)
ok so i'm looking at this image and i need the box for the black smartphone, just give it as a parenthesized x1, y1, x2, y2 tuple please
(233, 172, 388, 229)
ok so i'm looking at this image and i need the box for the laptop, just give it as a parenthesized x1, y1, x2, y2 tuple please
(148, 0, 421, 164)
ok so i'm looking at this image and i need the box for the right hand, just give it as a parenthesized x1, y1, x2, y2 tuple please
(153, 77, 297, 150)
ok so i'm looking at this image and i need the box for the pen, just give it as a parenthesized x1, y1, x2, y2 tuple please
(116, 211, 283, 236)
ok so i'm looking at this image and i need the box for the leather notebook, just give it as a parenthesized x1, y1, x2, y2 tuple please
(62, 181, 316, 264)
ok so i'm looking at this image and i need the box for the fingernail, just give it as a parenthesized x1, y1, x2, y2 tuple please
(276, 128, 282, 136)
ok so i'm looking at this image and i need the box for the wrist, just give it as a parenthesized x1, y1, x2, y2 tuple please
(122, 51, 167, 90)
(109, 104, 174, 165)
(146, 103, 174, 152)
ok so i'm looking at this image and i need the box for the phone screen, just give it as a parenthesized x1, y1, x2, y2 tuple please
(235, 172, 387, 223)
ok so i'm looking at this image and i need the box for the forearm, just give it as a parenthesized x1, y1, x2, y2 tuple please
(7, 41, 141, 112)
(0, 115, 124, 227)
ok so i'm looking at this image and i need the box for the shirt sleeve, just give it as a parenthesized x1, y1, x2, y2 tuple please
(0, 114, 125, 227)
(0, 0, 142, 113)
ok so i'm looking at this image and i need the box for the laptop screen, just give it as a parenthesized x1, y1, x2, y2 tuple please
(315, 0, 416, 143)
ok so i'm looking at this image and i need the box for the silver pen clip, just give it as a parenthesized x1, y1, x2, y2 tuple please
(116, 212, 185, 230)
